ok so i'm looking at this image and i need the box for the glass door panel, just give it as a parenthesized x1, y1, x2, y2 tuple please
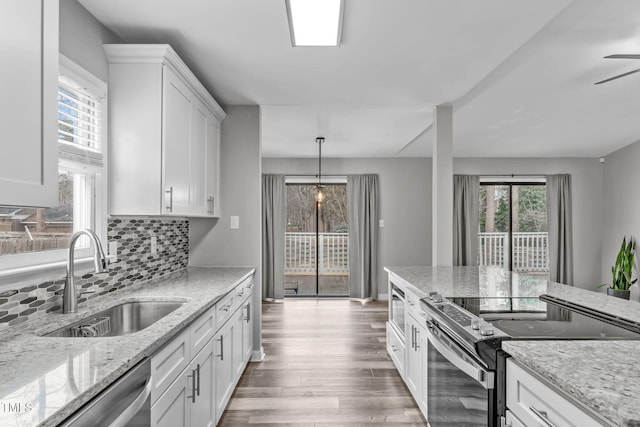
(285, 183, 348, 297)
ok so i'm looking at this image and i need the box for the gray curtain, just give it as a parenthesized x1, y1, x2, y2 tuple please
(453, 175, 480, 266)
(262, 175, 286, 299)
(347, 175, 379, 299)
(546, 174, 573, 285)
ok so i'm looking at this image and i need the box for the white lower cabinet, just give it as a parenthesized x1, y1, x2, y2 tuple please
(214, 318, 235, 424)
(242, 301, 253, 363)
(151, 275, 255, 427)
(386, 321, 405, 377)
(152, 371, 190, 427)
(506, 358, 605, 427)
(505, 409, 526, 427)
(191, 340, 216, 427)
(404, 311, 428, 419)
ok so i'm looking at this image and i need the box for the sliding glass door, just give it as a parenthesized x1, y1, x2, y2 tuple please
(285, 183, 349, 296)
(479, 182, 549, 277)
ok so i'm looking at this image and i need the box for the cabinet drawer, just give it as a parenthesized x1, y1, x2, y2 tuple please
(151, 328, 191, 405)
(405, 288, 422, 318)
(190, 304, 216, 358)
(506, 359, 604, 427)
(386, 321, 405, 378)
(234, 277, 254, 310)
(215, 292, 235, 328)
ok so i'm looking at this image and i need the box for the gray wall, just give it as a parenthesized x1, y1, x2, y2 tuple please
(262, 157, 431, 296)
(454, 158, 603, 290)
(59, 0, 121, 81)
(190, 106, 263, 357)
(602, 140, 640, 295)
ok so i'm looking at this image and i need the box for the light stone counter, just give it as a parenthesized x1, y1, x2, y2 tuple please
(385, 266, 640, 426)
(0, 266, 255, 427)
(503, 340, 640, 427)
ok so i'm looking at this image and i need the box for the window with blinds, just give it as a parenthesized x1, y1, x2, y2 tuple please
(57, 75, 104, 168)
(0, 64, 107, 264)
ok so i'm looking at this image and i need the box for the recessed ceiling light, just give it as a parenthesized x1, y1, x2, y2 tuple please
(286, 0, 344, 47)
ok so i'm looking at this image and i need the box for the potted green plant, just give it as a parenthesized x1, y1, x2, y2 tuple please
(603, 236, 637, 299)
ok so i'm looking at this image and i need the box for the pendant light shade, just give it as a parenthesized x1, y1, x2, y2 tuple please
(315, 137, 325, 203)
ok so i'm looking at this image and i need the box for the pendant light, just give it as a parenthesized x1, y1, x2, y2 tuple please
(315, 137, 325, 203)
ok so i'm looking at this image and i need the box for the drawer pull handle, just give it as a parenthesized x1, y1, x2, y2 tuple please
(195, 363, 201, 396)
(530, 406, 556, 427)
(218, 336, 224, 360)
(165, 187, 173, 212)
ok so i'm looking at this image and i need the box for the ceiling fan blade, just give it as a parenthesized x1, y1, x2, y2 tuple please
(594, 67, 640, 85)
(605, 54, 640, 59)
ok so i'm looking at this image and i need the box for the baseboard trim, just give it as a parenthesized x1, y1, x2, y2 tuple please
(251, 346, 266, 362)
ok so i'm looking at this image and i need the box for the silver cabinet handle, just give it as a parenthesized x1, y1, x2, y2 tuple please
(244, 303, 251, 322)
(390, 344, 399, 353)
(195, 364, 201, 397)
(529, 406, 556, 427)
(411, 325, 416, 350)
(218, 336, 224, 360)
(414, 327, 420, 350)
(165, 187, 173, 212)
(207, 196, 214, 215)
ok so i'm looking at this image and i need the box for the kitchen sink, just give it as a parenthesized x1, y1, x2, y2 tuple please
(43, 301, 185, 337)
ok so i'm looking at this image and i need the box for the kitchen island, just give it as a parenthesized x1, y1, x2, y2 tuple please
(386, 266, 640, 427)
(0, 266, 255, 427)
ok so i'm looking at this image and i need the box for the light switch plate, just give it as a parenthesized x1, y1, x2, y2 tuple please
(379, 219, 385, 228)
(231, 216, 240, 229)
(108, 241, 118, 262)
(150, 236, 158, 255)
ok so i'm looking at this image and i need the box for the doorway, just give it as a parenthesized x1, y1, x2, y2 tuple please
(284, 183, 349, 296)
(479, 182, 549, 277)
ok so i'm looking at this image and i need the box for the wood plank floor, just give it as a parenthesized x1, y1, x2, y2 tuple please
(219, 299, 428, 426)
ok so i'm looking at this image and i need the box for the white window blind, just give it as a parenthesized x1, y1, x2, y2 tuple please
(57, 75, 104, 168)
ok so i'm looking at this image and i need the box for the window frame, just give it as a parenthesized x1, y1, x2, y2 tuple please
(0, 55, 108, 290)
(479, 178, 547, 273)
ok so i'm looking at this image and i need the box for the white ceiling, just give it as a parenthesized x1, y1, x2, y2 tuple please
(78, 0, 640, 158)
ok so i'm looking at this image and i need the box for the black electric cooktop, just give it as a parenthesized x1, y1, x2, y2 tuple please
(446, 295, 640, 340)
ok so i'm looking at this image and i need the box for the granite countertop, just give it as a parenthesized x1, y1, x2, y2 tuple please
(503, 340, 640, 427)
(0, 266, 255, 427)
(385, 266, 640, 427)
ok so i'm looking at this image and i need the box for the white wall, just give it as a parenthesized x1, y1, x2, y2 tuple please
(454, 158, 603, 290)
(602, 140, 640, 292)
(59, 0, 121, 81)
(190, 106, 263, 357)
(262, 157, 431, 297)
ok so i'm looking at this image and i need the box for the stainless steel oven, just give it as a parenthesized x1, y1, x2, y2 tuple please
(426, 318, 496, 426)
(421, 292, 640, 427)
(389, 283, 405, 338)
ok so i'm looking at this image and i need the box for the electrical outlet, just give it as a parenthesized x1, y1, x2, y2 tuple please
(108, 241, 118, 262)
(231, 216, 240, 229)
(150, 236, 158, 255)
(379, 219, 385, 228)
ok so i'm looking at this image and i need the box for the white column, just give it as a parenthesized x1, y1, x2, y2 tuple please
(432, 105, 453, 266)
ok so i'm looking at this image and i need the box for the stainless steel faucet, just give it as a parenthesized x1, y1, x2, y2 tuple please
(62, 229, 109, 314)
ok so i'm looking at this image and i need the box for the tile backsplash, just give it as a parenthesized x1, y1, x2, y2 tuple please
(0, 217, 189, 330)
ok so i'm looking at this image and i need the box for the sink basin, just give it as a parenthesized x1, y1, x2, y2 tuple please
(44, 301, 185, 337)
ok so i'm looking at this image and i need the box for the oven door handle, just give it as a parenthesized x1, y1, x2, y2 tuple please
(426, 321, 494, 389)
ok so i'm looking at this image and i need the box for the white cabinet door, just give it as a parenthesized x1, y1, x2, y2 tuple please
(151, 373, 190, 427)
(242, 300, 253, 363)
(214, 319, 235, 424)
(205, 115, 220, 217)
(190, 340, 215, 427)
(190, 100, 208, 216)
(232, 309, 244, 380)
(405, 312, 427, 419)
(162, 66, 194, 216)
(0, 0, 58, 207)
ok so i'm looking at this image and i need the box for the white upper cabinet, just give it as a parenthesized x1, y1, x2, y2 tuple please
(0, 0, 59, 207)
(105, 44, 225, 217)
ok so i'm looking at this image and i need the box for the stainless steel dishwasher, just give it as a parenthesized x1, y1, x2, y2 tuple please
(60, 358, 151, 427)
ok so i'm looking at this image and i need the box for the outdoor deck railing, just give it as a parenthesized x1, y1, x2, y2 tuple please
(285, 231, 546, 274)
(285, 232, 349, 274)
(479, 232, 548, 272)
